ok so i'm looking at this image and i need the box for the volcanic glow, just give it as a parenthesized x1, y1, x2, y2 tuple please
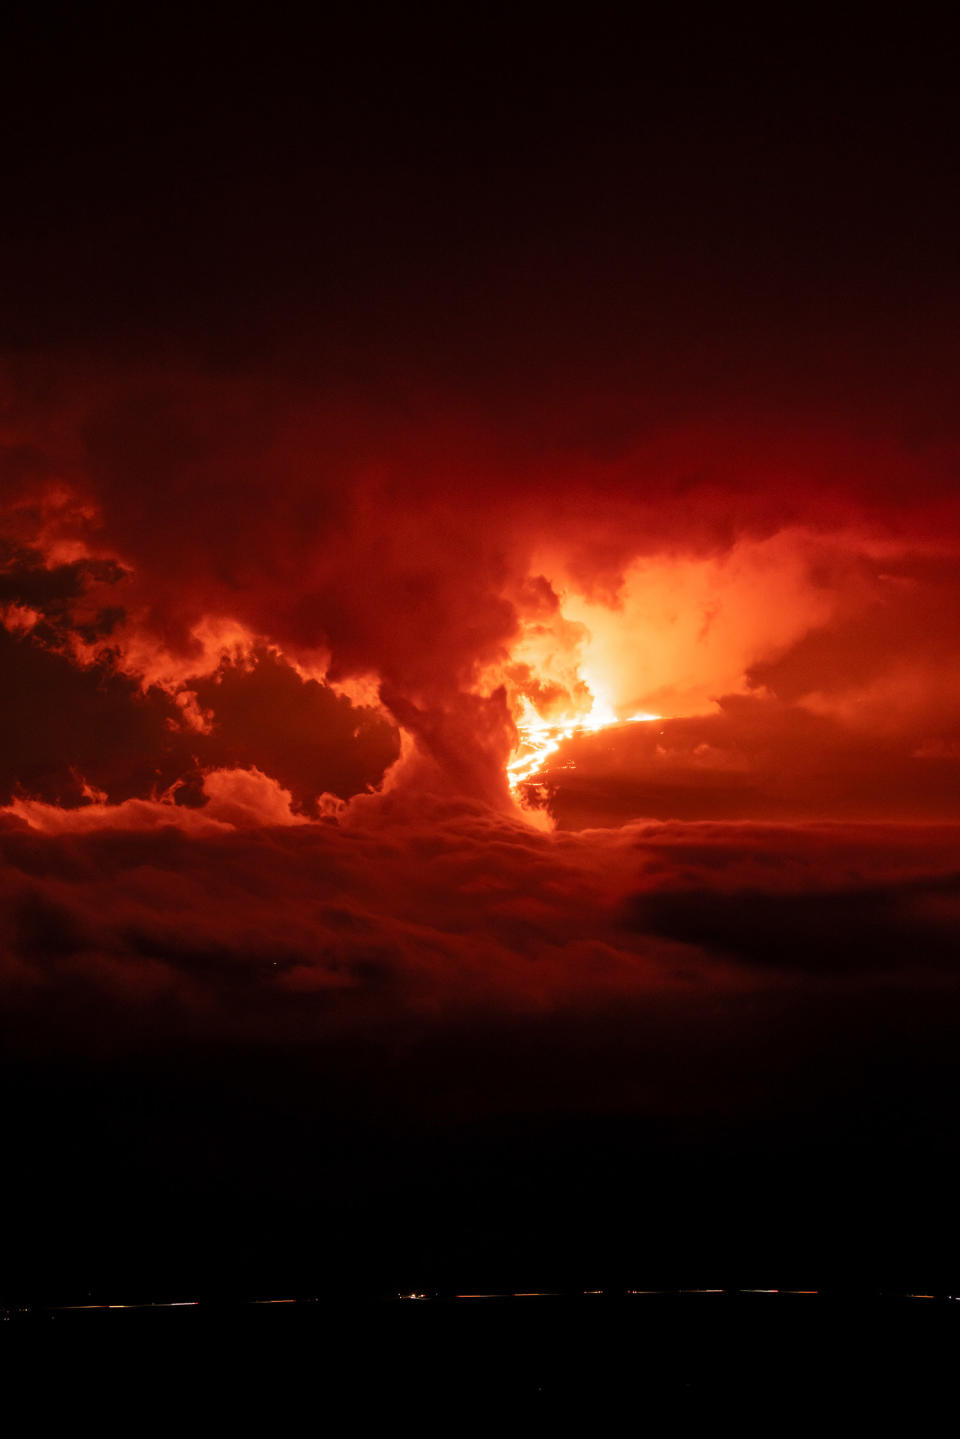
(507, 694, 661, 795)
(6, 6, 960, 1324)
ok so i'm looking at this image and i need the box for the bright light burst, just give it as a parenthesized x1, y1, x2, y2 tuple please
(507, 695, 660, 794)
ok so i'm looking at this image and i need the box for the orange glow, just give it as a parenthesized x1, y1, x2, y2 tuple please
(490, 529, 855, 802)
(480, 579, 663, 799)
(507, 697, 660, 794)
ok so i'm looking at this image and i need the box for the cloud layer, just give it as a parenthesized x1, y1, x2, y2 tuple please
(3, 357, 960, 1067)
(4, 780, 959, 1070)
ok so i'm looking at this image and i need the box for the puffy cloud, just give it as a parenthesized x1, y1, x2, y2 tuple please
(0, 523, 401, 810)
(3, 766, 303, 834)
(190, 647, 400, 814)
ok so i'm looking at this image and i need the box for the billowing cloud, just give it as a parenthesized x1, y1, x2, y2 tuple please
(3, 356, 960, 1074)
(4, 365, 960, 828)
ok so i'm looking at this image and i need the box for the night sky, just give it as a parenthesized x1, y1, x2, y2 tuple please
(3, 11, 960, 1301)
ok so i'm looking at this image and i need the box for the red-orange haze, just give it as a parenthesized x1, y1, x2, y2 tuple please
(3, 12, 960, 1304)
(4, 378, 960, 826)
(3, 370, 960, 1045)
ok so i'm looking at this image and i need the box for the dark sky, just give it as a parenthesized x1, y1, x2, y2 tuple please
(3, 11, 960, 1299)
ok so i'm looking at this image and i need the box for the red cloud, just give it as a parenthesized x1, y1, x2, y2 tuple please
(4, 782, 959, 1058)
(2, 363, 960, 1070)
(5, 368, 960, 820)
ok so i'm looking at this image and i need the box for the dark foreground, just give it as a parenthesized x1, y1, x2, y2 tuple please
(4, 1291, 958, 1418)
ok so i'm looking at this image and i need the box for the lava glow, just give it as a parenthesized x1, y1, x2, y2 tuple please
(507, 694, 660, 794)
